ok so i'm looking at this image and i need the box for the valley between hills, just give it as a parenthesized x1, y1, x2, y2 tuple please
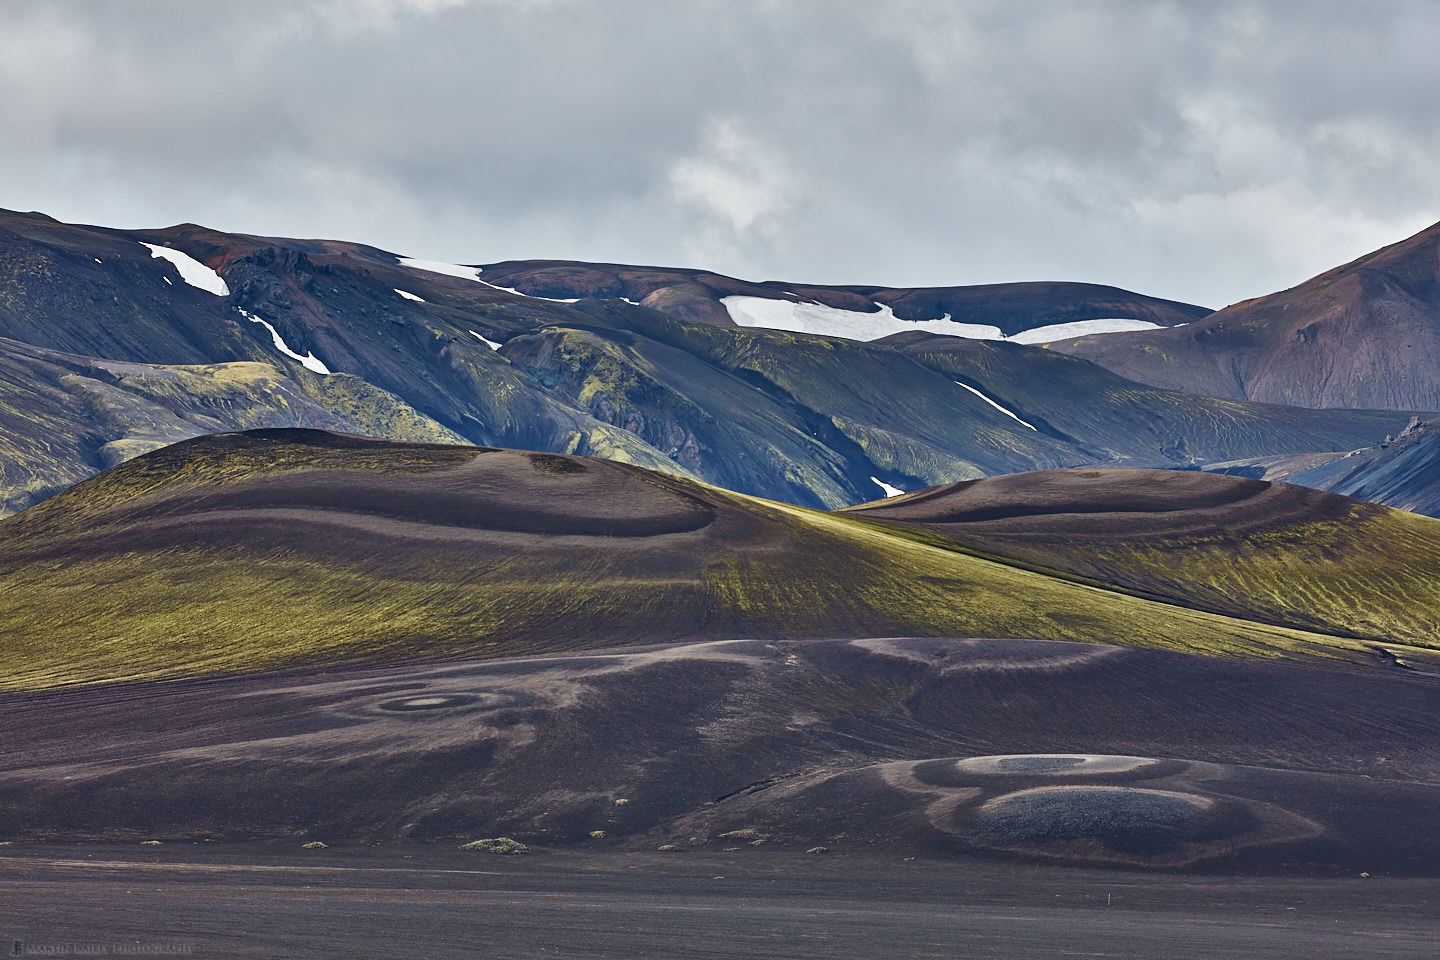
(3, 211, 1440, 958)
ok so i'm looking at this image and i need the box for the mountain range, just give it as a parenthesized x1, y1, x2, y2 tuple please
(1, 208, 1434, 516)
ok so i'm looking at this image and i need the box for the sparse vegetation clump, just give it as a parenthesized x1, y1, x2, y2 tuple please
(302, 841, 328, 849)
(460, 837, 529, 855)
(806, 846, 829, 855)
(588, 830, 607, 839)
(528, 453, 588, 474)
(657, 844, 682, 852)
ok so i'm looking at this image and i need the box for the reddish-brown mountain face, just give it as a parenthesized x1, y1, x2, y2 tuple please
(1055, 221, 1440, 411)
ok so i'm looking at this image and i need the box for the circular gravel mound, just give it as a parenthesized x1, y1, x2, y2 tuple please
(953, 754, 1157, 776)
(378, 694, 482, 712)
(970, 786, 1213, 849)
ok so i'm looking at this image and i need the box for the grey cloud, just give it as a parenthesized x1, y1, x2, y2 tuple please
(1, 0, 1436, 307)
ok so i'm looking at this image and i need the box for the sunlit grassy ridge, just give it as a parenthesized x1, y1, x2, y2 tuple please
(849, 468, 1440, 648)
(0, 430, 1429, 690)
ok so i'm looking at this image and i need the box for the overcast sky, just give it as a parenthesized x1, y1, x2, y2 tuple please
(2, 1, 1437, 308)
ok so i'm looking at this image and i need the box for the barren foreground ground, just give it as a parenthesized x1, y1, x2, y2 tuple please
(3, 844, 1436, 959)
(5, 628, 1440, 957)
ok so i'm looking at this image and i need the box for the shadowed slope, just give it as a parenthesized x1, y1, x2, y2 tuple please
(880, 333, 1405, 465)
(1286, 416, 1440, 518)
(849, 468, 1440, 644)
(0, 430, 1423, 689)
(0, 336, 467, 513)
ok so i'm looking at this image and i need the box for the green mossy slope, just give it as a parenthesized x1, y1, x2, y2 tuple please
(850, 468, 1440, 647)
(0, 431, 1428, 689)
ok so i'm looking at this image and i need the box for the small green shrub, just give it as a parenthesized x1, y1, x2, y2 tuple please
(460, 837, 529, 855)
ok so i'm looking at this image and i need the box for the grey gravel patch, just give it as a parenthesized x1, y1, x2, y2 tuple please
(970, 786, 1211, 846)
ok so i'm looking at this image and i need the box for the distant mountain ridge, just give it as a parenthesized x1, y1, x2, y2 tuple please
(471, 257, 1212, 338)
(1055, 219, 1440, 411)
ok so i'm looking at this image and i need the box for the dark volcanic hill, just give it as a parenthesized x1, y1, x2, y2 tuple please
(2, 429, 1438, 689)
(1055, 220, 1440, 410)
(0, 208, 1416, 514)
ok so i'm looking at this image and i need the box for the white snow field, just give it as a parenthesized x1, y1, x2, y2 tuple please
(720, 296, 1163, 345)
(237, 309, 331, 375)
(1006, 318, 1162, 344)
(141, 242, 230, 296)
(469, 331, 503, 351)
(722, 297, 1004, 341)
(394, 288, 426, 303)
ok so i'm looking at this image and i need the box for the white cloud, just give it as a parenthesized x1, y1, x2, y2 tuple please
(0, 1, 1437, 306)
(668, 116, 799, 270)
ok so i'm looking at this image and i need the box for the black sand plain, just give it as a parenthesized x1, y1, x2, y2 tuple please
(4, 636, 1440, 957)
(5, 843, 1438, 959)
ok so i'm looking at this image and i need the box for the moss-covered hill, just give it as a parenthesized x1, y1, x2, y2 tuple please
(2, 430, 1436, 690)
(848, 468, 1440, 646)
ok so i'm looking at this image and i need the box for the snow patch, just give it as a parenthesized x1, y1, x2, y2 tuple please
(141, 242, 230, 296)
(955, 381, 1036, 431)
(238, 309, 331, 375)
(163, 276, 172, 285)
(1006, 318, 1162, 344)
(723, 296, 1005, 341)
(394, 288, 426, 303)
(398, 256, 483, 282)
(871, 477, 904, 498)
(483, 281, 579, 303)
(722, 296, 1166, 345)
(469, 330, 503, 351)
(397, 255, 585, 302)
(94, 258, 102, 264)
